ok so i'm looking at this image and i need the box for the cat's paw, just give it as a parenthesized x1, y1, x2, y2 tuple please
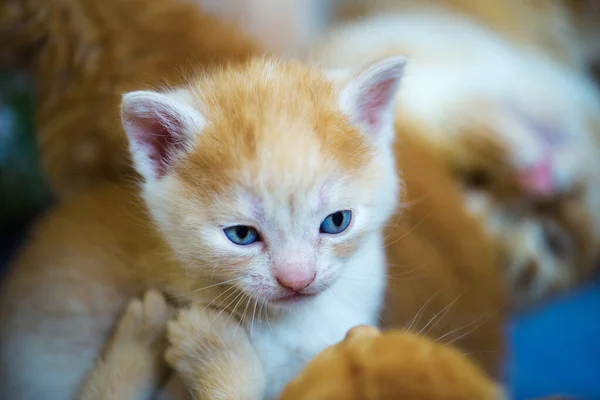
(164, 306, 217, 380)
(110, 289, 171, 350)
(165, 306, 265, 399)
(79, 290, 172, 400)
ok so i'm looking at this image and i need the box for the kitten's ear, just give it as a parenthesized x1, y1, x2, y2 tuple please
(336, 56, 406, 143)
(121, 89, 205, 181)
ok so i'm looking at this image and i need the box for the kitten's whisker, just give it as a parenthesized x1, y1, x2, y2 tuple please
(404, 290, 439, 333)
(383, 211, 404, 241)
(200, 285, 238, 314)
(443, 314, 494, 347)
(384, 212, 432, 249)
(250, 298, 259, 337)
(187, 277, 242, 295)
(434, 306, 502, 345)
(212, 291, 244, 325)
(417, 293, 464, 336)
(238, 295, 252, 336)
(227, 293, 247, 334)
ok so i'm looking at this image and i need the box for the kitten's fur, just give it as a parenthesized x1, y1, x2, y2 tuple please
(76, 117, 507, 399)
(0, 0, 258, 200)
(0, 56, 406, 400)
(74, 118, 507, 400)
(312, 2, 600, 309)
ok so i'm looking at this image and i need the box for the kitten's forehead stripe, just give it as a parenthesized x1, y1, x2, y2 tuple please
(176, 58, 371, 198)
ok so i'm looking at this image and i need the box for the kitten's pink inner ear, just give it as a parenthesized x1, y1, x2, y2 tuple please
(121, 91, 203, 180)
(357, 78, 400, 132)
(342, 56, 406, 141)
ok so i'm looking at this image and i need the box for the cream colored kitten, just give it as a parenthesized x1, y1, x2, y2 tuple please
(0, 56, 405, 400)
(312, 7, 600, 309)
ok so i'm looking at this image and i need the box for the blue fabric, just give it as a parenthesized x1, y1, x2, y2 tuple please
(507, 279, 600, 400)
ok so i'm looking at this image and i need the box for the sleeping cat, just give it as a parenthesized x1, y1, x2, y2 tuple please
(0, 0, 258, 200)
(0, 56, 407, 400)
(312, 2, 600, 309)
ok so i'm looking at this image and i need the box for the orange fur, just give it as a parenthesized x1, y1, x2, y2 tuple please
(78, 290, 171, 400)
(281, 326, 504, 400)
(0, 0, 258, 200)
(383, 124, 506, 377)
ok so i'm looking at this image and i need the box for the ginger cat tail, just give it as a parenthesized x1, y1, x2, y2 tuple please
(0, 0, 259, 200)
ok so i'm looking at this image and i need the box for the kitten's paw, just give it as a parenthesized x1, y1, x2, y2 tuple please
(165, 306, 265, 400)
(111, 289, 170, 349)
(79, 290, 172, 400)
(164, 306, 217, 378)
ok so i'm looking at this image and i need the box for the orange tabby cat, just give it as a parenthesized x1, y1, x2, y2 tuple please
(0, 56, 410, 400)
(0, 0, 258, 200)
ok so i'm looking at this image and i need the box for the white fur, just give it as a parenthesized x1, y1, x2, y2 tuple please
(250, 234, 387, 399)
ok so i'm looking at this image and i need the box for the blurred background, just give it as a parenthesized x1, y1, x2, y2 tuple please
(1, 1, 599, 398)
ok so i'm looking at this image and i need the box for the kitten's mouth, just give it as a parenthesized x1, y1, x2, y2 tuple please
(270, 292, 316, 304)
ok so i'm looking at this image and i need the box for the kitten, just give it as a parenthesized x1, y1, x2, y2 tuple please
(311, 3, 600, 309)
(76, 110, 507, 400)
(0, 0, 258, 200)
(0, 56, 406, 400)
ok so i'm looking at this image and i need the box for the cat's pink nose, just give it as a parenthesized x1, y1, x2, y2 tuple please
(274, 265, 316, 292)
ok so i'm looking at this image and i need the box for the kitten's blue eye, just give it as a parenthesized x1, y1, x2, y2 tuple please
(223, 225, 260, 245)
(320, 210, 352, 234)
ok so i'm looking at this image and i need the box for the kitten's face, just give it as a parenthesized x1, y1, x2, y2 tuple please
(122, 58, 405, 308)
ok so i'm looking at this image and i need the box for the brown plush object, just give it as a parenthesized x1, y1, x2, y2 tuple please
(281, 325, 504, 400)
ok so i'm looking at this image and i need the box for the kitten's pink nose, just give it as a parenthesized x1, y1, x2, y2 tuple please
(274, 264, 316, 292)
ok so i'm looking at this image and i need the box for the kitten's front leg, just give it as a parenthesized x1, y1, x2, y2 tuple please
(165, 305, 265, 400)
(78, 290, 171, 400)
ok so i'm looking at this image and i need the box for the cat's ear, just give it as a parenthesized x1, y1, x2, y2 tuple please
(121, 89, 205, 181)
(336, 56, 406, 144)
